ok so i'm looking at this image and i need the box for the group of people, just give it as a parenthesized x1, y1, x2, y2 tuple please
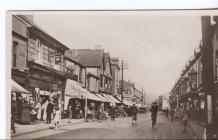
(11, 93, 62, 133)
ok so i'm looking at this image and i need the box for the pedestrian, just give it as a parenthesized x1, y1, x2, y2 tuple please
(30, 107, 37, 123)
(131, 104, 138, 124)
(46, 99, 54, 124)
(110, 104, 116, 122)
(41, 107, 44, 121)
(86, 107, 92, 122)
(90, 103, 95, 121)
(165, 108, 169, 119)
(182, 112, 189, 134)
(35, 101, 41, 121)
(20, 99, 31, 124)
(11, 95, 16, 133)
(53, 107, 61, 129)
(150, 102, 158, 127)
(99, 103, 104, 123)
(16, 96, 22, 123)
(68, 105, 72, 123)
(169, 108, 174, 122)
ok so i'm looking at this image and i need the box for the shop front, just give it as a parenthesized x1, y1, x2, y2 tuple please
(64, 79, 104, 119)
(28, 61, 65, 110)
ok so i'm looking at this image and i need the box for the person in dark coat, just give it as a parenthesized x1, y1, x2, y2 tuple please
(46, 100, 54, 124)
(110, 104, 116, 122)
(131, 104, 138, 123)
(150, 102, 158, 126)
(20, 100, 31, 124)
(16, 96, 23, 123)
(11, 96, 16, 133)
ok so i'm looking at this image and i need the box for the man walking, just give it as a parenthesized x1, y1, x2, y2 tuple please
(150, 102, 158, 127)
(46, 99, 54, 124)
(131, 104, 138, 124)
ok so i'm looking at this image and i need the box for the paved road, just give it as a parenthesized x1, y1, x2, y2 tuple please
(37, 113, 195, 139)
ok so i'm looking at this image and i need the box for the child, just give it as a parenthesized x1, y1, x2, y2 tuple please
(53, 107, 61, 129)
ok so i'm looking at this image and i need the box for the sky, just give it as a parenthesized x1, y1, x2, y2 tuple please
(33, 11, 202, 101)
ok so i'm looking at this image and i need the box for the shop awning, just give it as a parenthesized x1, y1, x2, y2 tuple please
(122, 99, 133, 106)
(80, 88, 103, 102)
(94, 93, 110, 102)
(106, 95, 121, 103)
(65, 79, 103, 101)
(100, 94, 114, 103)
(116, 96, 132, 106)
(11, 79, 29, 94)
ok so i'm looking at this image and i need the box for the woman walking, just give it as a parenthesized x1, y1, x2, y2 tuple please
(68, 105, 72, 123)
(53, 107, 61, 129)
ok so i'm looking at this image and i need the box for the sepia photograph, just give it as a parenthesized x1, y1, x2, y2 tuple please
(7, 10, 218, 139)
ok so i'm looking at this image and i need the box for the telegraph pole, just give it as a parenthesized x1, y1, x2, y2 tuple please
(119, 60, 128, 102)
(201, 16, 216, 139)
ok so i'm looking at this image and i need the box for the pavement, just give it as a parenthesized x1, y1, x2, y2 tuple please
(11, 113, 199, 139)
(11, 119, 84, 139)
(188, 121, 205, 139)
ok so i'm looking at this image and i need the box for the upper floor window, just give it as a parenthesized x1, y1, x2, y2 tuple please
(55, 49, 63, 65)
(12, 41, 18, 67)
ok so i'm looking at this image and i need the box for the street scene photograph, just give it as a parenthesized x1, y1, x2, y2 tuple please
(8, 11, 218, 139)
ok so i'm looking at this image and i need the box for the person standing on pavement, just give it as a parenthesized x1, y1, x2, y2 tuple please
(20, 99, 31, 124)
(110, 104, 116, 122)
(149, 102, 158, 126)
(35, 101, 41, 121)
(182, 111, 189, 134)
(169, 107, 175, 122)
(99, 103, 104, 123)
(53, 107, 61, 129)
(68, 105, 72, 123)
(46, 99, 54, 124)
(11, 94, 16, 133)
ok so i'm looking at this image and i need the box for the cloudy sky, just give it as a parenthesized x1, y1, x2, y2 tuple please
(33, 11, 202, 100)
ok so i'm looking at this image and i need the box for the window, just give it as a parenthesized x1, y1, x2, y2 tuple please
(12, 41, 18, 67)
(55, 49, 62, 65)
(100, 75, 103, 87)
(36, 39, 41, 61)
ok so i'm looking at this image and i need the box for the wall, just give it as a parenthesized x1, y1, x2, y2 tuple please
(12, 16, 28, 71)
(88, 76, 98, 92)
(28, 33, 64, 72)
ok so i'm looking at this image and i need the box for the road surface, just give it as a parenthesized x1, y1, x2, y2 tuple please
(36, 113, 195, 139)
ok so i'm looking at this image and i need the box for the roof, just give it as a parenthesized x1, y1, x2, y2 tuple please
(69, 49, 104, 67)
(28, 20, 69, 51)
(104, 53, 110, 63)
(65, 50, 84, 67)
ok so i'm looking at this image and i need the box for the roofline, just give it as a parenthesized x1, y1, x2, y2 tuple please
(64, 56, 85, 68)
(29, 25, 69, 51)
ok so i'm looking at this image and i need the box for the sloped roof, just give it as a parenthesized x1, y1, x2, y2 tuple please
(69, 49, 104, 67)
